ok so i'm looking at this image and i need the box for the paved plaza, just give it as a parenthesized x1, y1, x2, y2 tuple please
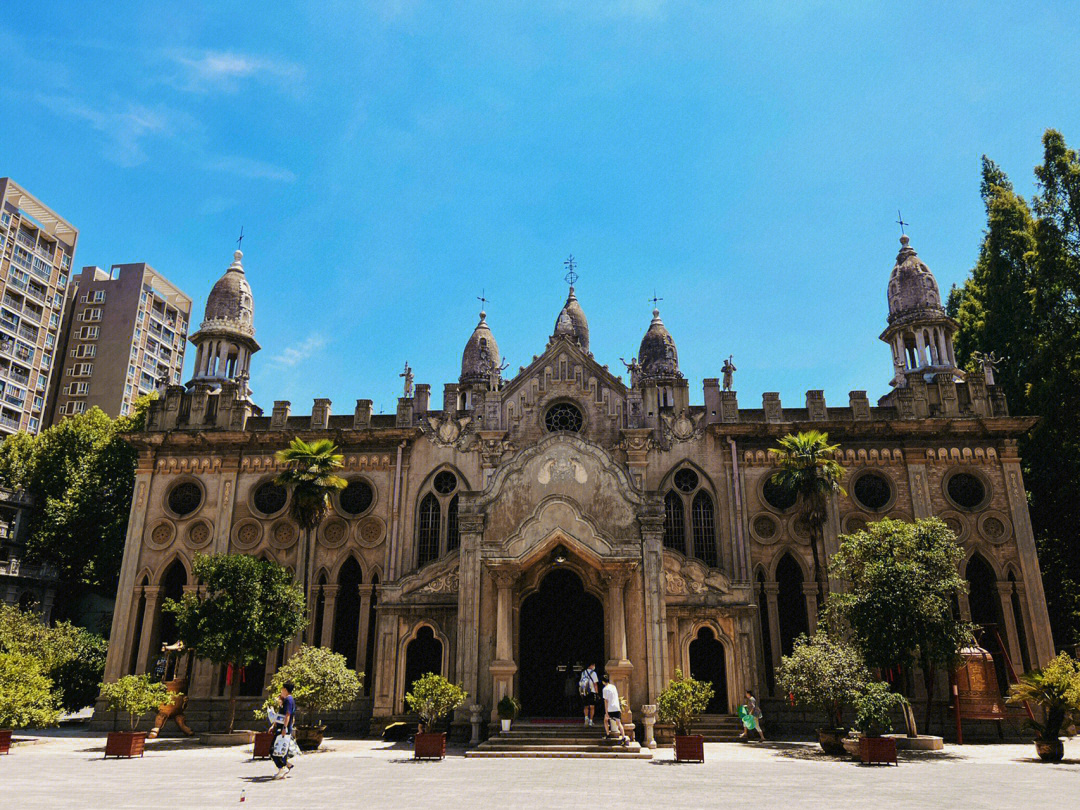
(2, 732, 1077, 809)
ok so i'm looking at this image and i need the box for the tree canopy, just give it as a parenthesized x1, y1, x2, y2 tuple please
(947, 129, 1080, 646)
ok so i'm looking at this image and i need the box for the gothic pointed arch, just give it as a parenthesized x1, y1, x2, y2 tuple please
(660, 462, 720, 568)
(333, 556, 364, 669)
(775, 551, 809, 656)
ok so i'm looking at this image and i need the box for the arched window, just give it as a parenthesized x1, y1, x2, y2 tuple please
(446, 495, 460, 552)
(691, 492, 717, 568)
(663, 468, 720, 568)
(333, 557, 363, 669)
(776, 553, 809, 656)
(663, 491, 685, 551)
(417, 494, 441, 567)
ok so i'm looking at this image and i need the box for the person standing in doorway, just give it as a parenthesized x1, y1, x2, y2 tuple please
(601, 674, 629, 745)
(579, 663, 599, 726)
(272, 681, 297, 779)
(738, 689, 765, 741)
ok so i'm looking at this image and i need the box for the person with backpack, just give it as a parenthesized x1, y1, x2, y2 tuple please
(578, 662, 599, 726)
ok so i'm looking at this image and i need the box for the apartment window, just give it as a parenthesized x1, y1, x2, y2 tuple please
(80, 290, 106, 304)
(36, 375, 46, 391)
(80, 308, 102, 322)
(66, 382, 89, 396)
(44, 334, 54, 349)
(78, 327, 99, 339)
(64, 401, 85, 415)
(28, 417, 39, 432)
(32, 396, 43, 412)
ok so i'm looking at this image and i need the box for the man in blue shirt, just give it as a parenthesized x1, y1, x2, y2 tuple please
(272, 681, 297, 779)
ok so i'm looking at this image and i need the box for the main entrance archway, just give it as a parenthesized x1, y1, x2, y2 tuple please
(519, 568, 604, 717)
(689, 627, 727, 713)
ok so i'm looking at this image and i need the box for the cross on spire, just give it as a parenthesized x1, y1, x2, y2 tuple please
(649, 290, 663, 309)
(896, 210, 909, 236)
(236, 226, 245, 249)
(563, 255, 578, 287)
(477, 289, 488, 309)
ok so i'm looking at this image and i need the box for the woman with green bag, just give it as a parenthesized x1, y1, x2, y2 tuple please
(738, 690, 765, 741)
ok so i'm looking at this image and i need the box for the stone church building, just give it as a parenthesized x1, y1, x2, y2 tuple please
(101, 237, 1055, 731)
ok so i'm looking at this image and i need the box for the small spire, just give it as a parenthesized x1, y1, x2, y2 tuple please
(229, 250, 244, 272)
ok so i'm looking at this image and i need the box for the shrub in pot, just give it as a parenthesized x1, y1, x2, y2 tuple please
(497, 695, 521, 733)
(99, 675, 174, 758)
(263, 645, 362, 750)
(405, 673, 468, 759)
(775, 632, 870, 755)
(853, 682, 906, 765)
(0, 651, 60, 753)
(657, 669, 713, 762)
(1007, 652, 1080, 763)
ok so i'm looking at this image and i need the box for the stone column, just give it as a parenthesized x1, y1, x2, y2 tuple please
(320, 585, 339, 649)
(184, 584, 214, 696)
(604, 565, 636, 731)
(134, 585, 163, 675)
(639, 514, 668, 702)
(488, 567, 518, 723)
(903, 447, 933, 520)
(996, 581, 1024, 671)
(802, 582, 819, 634)
(764, 583, 782, 677)
(455, 512, 484, 722)
(1012, 582, 1038, 672)
(356, 585, 374, 672)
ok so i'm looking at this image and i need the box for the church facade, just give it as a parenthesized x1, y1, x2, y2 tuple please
(101, 238, 1056, 730)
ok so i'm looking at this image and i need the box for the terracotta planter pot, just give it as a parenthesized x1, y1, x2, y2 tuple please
(674, 734, 705, 762)
(0, 728, 11, 755)
(817, 728, 848, 756)
(1035, 738, 1064, 763)
(252, 731, 275, 759)
(414, 731, 447, 760)
(105, 731, 147, 759)
(295, 725, 325, 751)
(859, 735, 898, 766)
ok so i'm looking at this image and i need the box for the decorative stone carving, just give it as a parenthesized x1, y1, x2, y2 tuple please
(146, 520, 176, 550)
(320, 518, 349, 548)
(661, 409, 702, 445)
(537, 454, 588, 484)
(185, 520, 213, 549)
(268, 520, 298, 550)
(978, 511, 1012, 544)
(357, 516, 385, 548)
(750, 513, 779, 545)
(416, 569, 460, 594)
(421, 414, 472, 447)
(232, 519, 262, 550)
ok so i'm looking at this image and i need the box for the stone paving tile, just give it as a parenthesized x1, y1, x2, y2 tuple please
(2, 734, 1078, 810)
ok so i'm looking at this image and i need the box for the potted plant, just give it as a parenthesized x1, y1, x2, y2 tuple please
(263, 645, 363, 751)
(0, 651, 60, 753)
(99, 675, 174, 758)
(497, 694, 521, 733)
(775, 632, 869, 755)
(405, 673, 468, 759)
(853, 682, 906, 765)
(656, 669, 713, 762)
(1007, 652, 1080, 763)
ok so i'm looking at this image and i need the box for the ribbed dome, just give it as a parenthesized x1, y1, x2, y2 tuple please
(552, 287, 589, 352)
(638, 308, 680, 379)
(887, 235, 943, 325)
(203, 250, 254, 331)
(460, 311, 500, 383)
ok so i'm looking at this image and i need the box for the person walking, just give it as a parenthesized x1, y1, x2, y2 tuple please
(579, 663, 599, 727)
(271, 681, 298, 779)
(738, 689, 765, 741)
(601, 674, 629, 745)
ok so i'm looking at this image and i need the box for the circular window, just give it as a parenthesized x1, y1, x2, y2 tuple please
(946, 472, 987, 510)
(752, 514, 778, 541)
(673, 469, 699, 493)
(544, 402, 583, 433)
(252, 482, 287, 516)
(339, 480, 374, 515)
(168, 482, 202, 517)
(762, 477, 797, 512)
(852, 472, 893, 511)
(433, 471, 458, 495)
(187, 521, 212, 549)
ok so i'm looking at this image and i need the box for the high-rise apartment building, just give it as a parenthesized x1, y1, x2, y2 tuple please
(0, 178, 78, 436)
(49, 263, 191, 422)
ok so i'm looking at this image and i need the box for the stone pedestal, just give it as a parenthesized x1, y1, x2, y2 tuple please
(641, 704, 658, 749)
(468, 704, 484, 746)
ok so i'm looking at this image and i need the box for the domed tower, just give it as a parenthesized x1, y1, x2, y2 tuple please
(458, 309, 501, 409)
(551, 286, 590, 353)
(880, 234, 960, 387)
(636, 306, 688, 415)
(188, 249, 260, 397)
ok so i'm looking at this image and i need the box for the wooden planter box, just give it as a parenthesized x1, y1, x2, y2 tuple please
(252, 731, 275, 759)
(859, 736, 898, 766)
(105, 731, 147, 759)
(0, 728, 11, 755)
(414, 732, 447, 760)
(674, 734, 705, 762)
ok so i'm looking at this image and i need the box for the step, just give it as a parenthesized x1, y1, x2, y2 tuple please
(466, 750, 653, 759)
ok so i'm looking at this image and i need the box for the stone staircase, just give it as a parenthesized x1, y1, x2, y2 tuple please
(467, 719, 652, 759)
(694, 714, 745, 742)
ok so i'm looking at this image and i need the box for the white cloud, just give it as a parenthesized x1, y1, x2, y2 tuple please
(207, 155, 297, 182)
(272, 334, 327, 367)
(169, 50, 304, 93)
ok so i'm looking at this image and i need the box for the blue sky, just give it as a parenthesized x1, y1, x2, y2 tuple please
(3, 2, 1079, 415)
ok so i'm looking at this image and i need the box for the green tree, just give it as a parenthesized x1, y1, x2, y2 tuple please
(0, 651, 60, 729)
(0, 395, 154, 614)
(827, 518, 973, 734)
(164, 553, 306, 733)
(263, 645, 362, 727)
(768, 431, 846, 597)
(1007, 652, 1080, 742)
(948, 130, 1080, 646)
(0, 603, 107, 712)
(274, 438, 347, 633)
(99, 674, 173, 732)
(656, 669, 714, 736)
(775, 632, 869, 729)
(404, 673, 467, 731)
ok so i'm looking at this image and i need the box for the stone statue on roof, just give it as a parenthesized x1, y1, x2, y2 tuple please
(722, 355, 737, 392)
(400, 362, 414, 398)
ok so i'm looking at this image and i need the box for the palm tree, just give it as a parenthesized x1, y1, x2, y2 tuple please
(768, 431, 846, 600)
(275, 438, 347, 639)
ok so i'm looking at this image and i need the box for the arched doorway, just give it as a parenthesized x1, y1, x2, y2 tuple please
(333, 557, 363, 668)
(689, 627, 727, 713)
(403, 626, 443, 699)
(518, 567, 604, 717)
(966, 553, 1009, 694)
(776, 553, 809, 656)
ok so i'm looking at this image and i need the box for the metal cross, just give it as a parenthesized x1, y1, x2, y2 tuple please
(477, 289, 488, 310)
(649, 290, 663, 308)
(896, 210, 909, 235)
(236, 226, 245, 249)
(563, 255, 578, 287)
